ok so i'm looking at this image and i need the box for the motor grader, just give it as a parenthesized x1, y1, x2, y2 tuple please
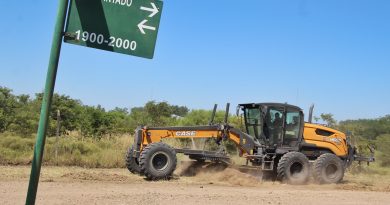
(125, 103, 374, 184)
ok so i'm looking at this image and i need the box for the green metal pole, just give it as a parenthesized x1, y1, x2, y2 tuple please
(26, 0, 69, 204)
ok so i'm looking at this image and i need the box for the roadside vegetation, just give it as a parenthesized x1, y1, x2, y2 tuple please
(1, 85, 389, 169)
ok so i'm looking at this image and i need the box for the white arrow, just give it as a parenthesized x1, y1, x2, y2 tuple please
(140, 2, 159, 18)
(138, 19, 156, 34)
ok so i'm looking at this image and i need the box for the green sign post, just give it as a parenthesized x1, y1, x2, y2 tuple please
(26, 0, 163, 204)
(64, 0, 163, 59)
(25, 0, 70, 204)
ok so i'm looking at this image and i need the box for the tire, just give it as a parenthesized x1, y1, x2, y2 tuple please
(277, 152, 310, 184)
(313, 153, 344, 184)
(125, 145, 141, 174)
(139, 142, 177, 180)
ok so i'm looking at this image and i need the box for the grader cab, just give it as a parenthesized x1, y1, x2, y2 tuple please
(125, 103, 374, 184)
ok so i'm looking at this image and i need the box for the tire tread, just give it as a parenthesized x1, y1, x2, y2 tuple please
(139, 142, 177, 180)
(277, 151, 310, 184)
(125, 145, 141, 174)
(313, 153, 344, 184)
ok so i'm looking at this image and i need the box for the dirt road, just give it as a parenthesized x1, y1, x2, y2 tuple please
(1, 164, 389, 205)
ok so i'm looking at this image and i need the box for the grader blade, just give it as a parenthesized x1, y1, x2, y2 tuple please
(175, 148, 231, 164)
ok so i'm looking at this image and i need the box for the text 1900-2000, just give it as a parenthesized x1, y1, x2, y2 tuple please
(75, 30, 137, 51)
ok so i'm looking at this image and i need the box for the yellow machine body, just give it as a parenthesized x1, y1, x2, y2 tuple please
(303, 123, 348, 157)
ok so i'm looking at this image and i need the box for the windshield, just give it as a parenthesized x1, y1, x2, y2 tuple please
(283, 109, 301, 147)
(244, 107, 263, 140)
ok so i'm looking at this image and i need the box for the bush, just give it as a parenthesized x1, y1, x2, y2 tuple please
(0, 133, 133, 168)
(375, 134, 390, 166)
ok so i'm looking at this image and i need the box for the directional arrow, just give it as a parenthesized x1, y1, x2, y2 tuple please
(138, 19, 156, 34)
(140, 2, 159, 18)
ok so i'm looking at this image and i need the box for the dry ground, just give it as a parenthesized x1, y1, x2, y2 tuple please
(1, 163, 390, 205)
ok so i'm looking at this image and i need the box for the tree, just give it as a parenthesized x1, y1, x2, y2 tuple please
(0, 86, 18, 132)
(8, 94, 40, 136)
(375, 134, 390, 166)
(144, 101, 172, 125)
(128, 101, 187, 128)
(320, 113, 336, 127)
(107, 107, 132, 135)
(170, 105, 189, 117)
(338, 115, 390, 140)
(178, 110, 211, 126)
(78, 105, 110, 139)
(32, 93, 85, 136)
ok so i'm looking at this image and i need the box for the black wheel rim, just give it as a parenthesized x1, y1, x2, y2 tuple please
(325, 164, 338, 179)
(290, 161, 304, 178)
(151, 151, 170, 171)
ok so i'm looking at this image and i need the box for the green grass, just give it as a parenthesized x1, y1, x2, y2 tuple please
(0, 133, 134, 168)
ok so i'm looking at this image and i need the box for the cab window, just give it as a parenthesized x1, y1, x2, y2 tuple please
(283, 110, 301, 146)
(264, 107, 284, 145)
(244, 108, 262, 139)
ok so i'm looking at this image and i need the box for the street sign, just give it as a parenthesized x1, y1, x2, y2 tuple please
(64, 0, 163, 59)
(27, 1, 164, 203)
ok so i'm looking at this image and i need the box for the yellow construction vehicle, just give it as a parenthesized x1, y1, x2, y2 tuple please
(125, 103, 374, 184)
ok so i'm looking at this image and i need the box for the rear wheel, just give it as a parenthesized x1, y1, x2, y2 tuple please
(139, 142, 177, 180)
(277, 152, 310, 184)
(125, 145, 141, 174)
(313, 153, 344, 184)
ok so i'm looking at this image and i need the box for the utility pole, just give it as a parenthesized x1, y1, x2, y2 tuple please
(55, 110, 61, 165)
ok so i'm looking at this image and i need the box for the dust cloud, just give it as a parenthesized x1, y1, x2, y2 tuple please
(175, 161, 264, 186)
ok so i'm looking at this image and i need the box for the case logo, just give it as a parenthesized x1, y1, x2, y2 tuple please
(175, 131, 196, 136)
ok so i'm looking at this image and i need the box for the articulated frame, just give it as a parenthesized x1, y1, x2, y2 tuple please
(132, 124, 260, 161)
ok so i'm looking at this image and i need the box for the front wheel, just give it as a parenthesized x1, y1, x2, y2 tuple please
(313, 153, 344, 184)
(139, 142, 177, 180)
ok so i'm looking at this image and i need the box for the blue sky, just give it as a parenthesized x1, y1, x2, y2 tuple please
(0, 0, 389, 121)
